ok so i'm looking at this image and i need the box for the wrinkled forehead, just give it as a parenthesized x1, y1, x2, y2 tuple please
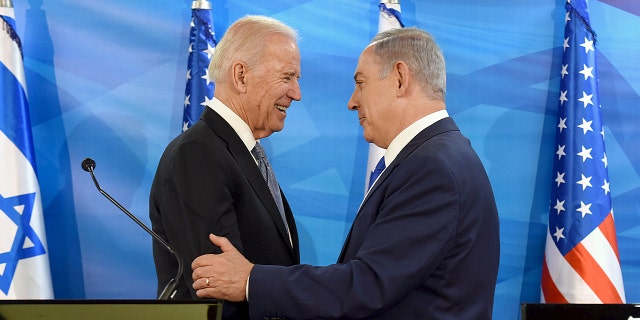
(258, 35, 301, 68)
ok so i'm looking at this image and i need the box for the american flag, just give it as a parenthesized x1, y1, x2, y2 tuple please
(541, 0, 625, 303)
(0, 5, 53, 299)
(364, 0, 404, 191)
(182, 0, 216, 132)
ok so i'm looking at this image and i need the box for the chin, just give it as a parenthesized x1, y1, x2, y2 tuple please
(365, 137, 384, 149)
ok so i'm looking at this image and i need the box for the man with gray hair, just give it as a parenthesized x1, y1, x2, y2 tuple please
(190, 27, 500, 319)
(150, 15, 302, 319)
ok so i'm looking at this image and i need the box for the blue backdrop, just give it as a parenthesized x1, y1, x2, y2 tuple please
(11, 0, 640, 318)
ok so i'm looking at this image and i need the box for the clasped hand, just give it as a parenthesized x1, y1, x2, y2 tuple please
(191, 234, 254, 302)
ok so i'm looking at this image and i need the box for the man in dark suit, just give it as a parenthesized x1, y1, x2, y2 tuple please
(190, 27, 500, 319)
(149, 16, 301, 319)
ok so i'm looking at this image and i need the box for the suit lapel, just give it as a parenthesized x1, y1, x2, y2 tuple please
(338, 117, 460, 261)
(360, 117, 459, 209)
(199, 108, 295, 255)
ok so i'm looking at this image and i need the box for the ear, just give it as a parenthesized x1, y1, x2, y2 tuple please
(393, 61, 410, 97)
(231, 61, 248, 93)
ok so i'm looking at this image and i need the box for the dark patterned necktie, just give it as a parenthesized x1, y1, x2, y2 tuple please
(251, 142, 291, 245)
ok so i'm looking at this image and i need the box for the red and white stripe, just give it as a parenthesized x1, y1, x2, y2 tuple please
(541, 212, 625, 303)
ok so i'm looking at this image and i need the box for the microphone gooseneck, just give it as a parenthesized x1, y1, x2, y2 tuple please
(80, 158, 183, 300)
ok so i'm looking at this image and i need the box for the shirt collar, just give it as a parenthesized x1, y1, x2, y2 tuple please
(208, 97, 257, 151)
(384, 109, 449, 166)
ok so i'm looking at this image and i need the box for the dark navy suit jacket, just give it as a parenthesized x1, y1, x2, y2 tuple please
(150, 107, 299, 319)
(248, 117, 499, 319)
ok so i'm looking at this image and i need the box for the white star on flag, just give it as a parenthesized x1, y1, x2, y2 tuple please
(559, 90, 568, 105)
(577, 145, 593, 162)
(555, 172, 566, 187)
(554, 199, 566, 215)
(577, 118, 593, 134)
(579, 64, 594, 80)
(553, 226, 565, 241)
(577, 201, 592, 218)
(576, 173, 593, 190)
(560, 64, 569, 78)
(578, 91, 594, 108)
(558, 117, 568, 132)
(556, 144, 566, 159)
(580, 37, 594, 53)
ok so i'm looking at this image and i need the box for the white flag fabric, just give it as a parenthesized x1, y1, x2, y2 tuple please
(364, 1, 404, 191)
(0, 5, 54, 299)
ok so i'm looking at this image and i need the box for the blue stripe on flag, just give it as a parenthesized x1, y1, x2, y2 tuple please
(0, 48, 36, 170)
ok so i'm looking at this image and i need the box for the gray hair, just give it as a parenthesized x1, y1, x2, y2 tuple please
(209, 15, 298, 84)
(370, 27, 446, 100)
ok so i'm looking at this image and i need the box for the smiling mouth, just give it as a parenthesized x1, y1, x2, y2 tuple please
(276, 105, 287, 112)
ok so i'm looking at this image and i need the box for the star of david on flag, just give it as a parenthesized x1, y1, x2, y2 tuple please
(540, 0, 625, 303)
(182, 0, 216, 132)
(1, 4, 53, 299)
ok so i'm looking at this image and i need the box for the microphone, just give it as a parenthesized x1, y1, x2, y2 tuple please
(81, 157, 183, 300)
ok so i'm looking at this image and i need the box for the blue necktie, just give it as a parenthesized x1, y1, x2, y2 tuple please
(368, 156, 386, 190)
(251, 142, 291, 245)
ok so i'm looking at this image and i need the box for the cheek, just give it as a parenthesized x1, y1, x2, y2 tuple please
(276, 84, 291, 100)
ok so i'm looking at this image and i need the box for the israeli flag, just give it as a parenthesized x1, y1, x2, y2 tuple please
(1, 5, 54, 299)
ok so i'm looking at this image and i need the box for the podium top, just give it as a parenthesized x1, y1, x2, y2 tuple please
(0, 299, 222, 320)
(521, 303, 640, 320)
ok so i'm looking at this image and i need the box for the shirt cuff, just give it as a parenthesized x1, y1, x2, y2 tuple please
(245, 274, 250, 302)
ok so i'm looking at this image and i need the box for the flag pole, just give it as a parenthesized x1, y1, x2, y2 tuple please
(191, 0, 211, 10)
(0, 0, 13, 8)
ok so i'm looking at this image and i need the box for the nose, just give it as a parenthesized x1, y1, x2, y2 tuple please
(288, 79, 302, 101)
(347, 90, 358, 111)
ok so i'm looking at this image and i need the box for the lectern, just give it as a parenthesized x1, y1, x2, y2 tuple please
(521, 303, 640, 320)
(0, 299, 222, 320)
